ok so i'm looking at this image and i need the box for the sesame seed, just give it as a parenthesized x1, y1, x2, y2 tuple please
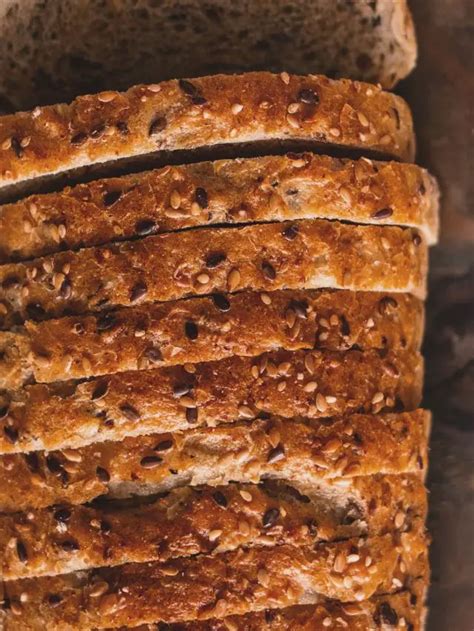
(395, 511, 405, 529)
(287, 102, 300, 114)
(303, 381, 318, 393)
(227, 268, 241, 291)
(208, 529, 222, 542)
(196, 273, 210, 285)
(260, 293, 272, 305)
(347, 554, 360, 563)
(315, 393, 328, 413)
(61, 449, 82, 463)
(322, 617, 332, 627)
(329, 127, 341, 137)
(280, 72, 290, 85)
(238, 405, 254, 419)
(322, 438, 341, 454)
(371, 392, 384, 405)
(286, 114, 300, 129)
(231, 103, 243, 115)
(170, 190, 181, 209)
(257, 568, 270, 586)
(239, 490, 252, 502)
(357, 112, 370, 127)
(325, 395, 337, 404)
(98, 91, 117, 103)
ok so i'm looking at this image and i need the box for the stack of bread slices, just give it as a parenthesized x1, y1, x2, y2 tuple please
(0, 71, 438, 629)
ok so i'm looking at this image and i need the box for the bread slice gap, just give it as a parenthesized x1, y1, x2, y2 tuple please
(0, 411, 429, 513)
(0, 288, 424, 392)
(0, 218, 428, 329)
(0, 153, 439, 264)
(0, 474, 427, 581)
(103, 584, 427, 631)
(0, 346, 423, 454)
(1, 528, 428, 629)
(0, 73, 415, 202)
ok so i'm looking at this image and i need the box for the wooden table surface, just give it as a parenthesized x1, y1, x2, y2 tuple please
(399, 1, 474, 629)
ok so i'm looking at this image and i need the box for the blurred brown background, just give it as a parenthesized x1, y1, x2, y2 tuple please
(399, 1, 474, 629)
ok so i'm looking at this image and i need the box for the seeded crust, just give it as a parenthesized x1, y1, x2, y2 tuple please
(108, 583, 427, 631)
(1, 528, 428, 629)
(0, 72, 415, 197)
(0, 218, 427, 329)
(0, 153, 439, 262)
(0, 474, 427, 581)
(0, 410, 429, 513)
(0, 288, 424, 392)
(0, 346, 423, 454)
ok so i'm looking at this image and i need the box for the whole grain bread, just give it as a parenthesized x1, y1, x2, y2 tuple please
(0, 529, 428, 629)
(0, 153, 439, 262)
(0, 474, 427, 581)
(0, 0, 416, 112)
(107, 583, 427, 631)
(0, 346, 423, 454)
(0, 218, 427, 329)
(0, 289, 424, 392)
(0, 72, 415, 201)
(0, 411, 429, 513)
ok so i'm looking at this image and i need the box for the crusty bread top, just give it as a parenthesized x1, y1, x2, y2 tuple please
(0, 288, 424, 392)
(0, 410, 429, 513)
(0, 218, 428, 329)
(0, 346, 423, 454)
(0, 72, 415, 196)
(105, 585, 426, 631)
(1, 529, 428, 629)
(0, 153, 439, 262)
(0, 474, 427, 581)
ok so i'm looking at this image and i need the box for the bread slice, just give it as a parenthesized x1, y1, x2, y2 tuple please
(0, 411, 429, 513)
(0, 218, 427, 329)
(106, 585, 427, 631)
(0, 474, 427, 581)
(0, 288, 424, 391)
(0, 72, 415, 201)
(0, 346, 423, 454)
(0, 0, 416, 113)
(0, 153, 439, 263)
(0, 529, 428, 629)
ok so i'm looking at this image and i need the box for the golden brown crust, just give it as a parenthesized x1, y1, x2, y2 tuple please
(0, 288, 424, 392)
(0, 73, 415, 196)
(0, 153, 439, 262)
(1, 529, 428, 629)
(109, 585, 427, 631)
(0, 346, 423, 454)
(0, 218, 428, 329)
(0, 474, 427, 581)
(0, 410, 429, 513)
